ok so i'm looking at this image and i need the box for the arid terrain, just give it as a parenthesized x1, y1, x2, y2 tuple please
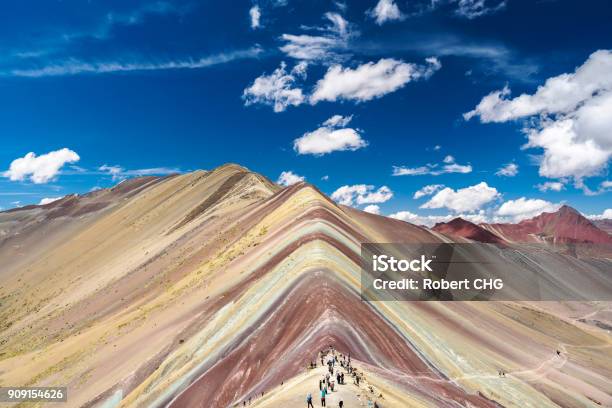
(1, 164, 611, 407)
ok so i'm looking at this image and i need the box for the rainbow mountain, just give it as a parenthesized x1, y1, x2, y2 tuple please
(0, 164, 611, 407)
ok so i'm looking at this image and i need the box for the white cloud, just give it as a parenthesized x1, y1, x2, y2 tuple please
(243, 62, 307, 112)
(280, 34, 342, 61)
(389, 210, 433, 225)
(413, 184, 444, 199)
(331, 184, 393, 206)
(310, 57, 441, 103)
(279, 12, 352, 62)
(245, 57, 441, 111)
(393, 164, 472, 176)
(588, 209, 612, 220)
(249, 5, 261, 29)
(536, 181, 564, 192)
(334, 1, 348, 11)
(293, 115, 367, 155)
(458, 211, 489, 224)
(321, 175, 329, 181)
(99, 164, 124, 180)
(389, 210, 488, 227)
(291, 60, 308, 76)
(99, 165, 180, 180)
(393, 156, 472, 176)
(495, 162, 518, 177)
(377, 0, 504, 21)
(3, 148, 80, 184)
(9, 47, 263, 77)
(454, 0, 506, 19)
(578, 179, 612, 196)
(465, 50, 612, 188)
(392, 165, 430, 176)
(524, 113, 610, 181)
(363, 204, 381, 214)
(357, 186, 393, 204)
(465, 50, 612, 122)
(367, 0, 404, 25)
(421, 182, 499, 213)
(442, 163, 473, 174)
(39, 197, 62, 205)
(277, 170, 305, 186)
(324, 12, 349, 36)
(495, 197, 561, 222)
(122, 167, 179, 176)
(323, 114, 353, 127)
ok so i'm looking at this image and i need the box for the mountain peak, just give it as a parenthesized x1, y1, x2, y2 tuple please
(557, 204, 580, 215)
(215, 162, 251, 173)
(524, 204, 590, 227)
(432, 217, 505, 244)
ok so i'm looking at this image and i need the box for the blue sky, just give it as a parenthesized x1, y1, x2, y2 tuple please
(1, 0, 611, 224)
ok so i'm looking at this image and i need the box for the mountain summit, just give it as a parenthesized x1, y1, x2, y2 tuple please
(481, 205, 612, 244)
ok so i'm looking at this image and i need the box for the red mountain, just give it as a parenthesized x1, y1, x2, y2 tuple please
(432, 217, 505, 244)
(481, 205, 612, 244)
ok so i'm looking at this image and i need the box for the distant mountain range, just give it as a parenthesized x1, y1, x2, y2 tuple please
(434, 205, 612, 245)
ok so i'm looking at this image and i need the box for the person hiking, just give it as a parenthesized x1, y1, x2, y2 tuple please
(321, 388, 327, 407)
(306, 392, 314, 408)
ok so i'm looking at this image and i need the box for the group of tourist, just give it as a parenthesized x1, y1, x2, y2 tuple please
(241, 345, 383, 407)
(306, 346, 371, 407)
